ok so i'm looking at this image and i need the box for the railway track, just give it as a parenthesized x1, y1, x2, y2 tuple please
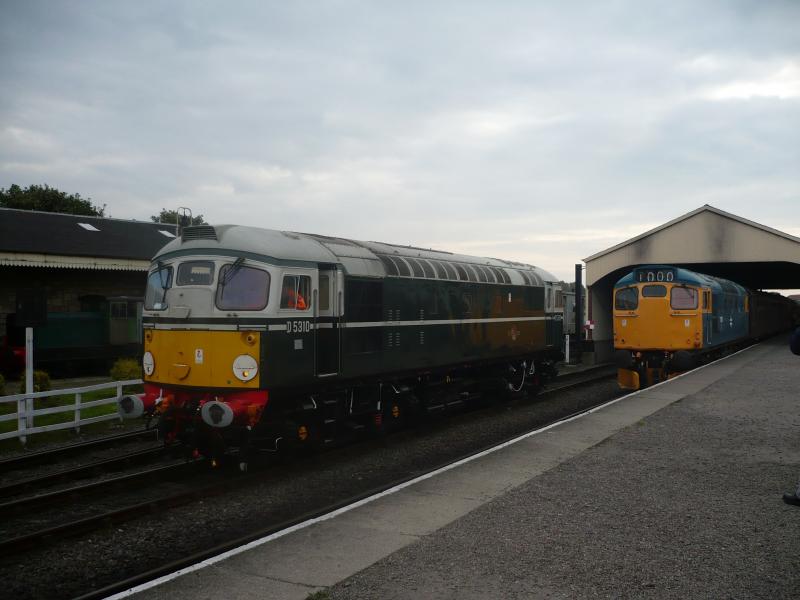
(0, 427, 158, 472)
(0, 368, 617, 600)
(0, 446, 167, 500)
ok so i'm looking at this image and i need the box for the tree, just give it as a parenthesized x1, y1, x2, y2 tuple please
(0, 184, 105, 216)
(150, 209, 207, 226)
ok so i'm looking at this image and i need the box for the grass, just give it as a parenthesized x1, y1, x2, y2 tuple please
(0, 383, 143, 451)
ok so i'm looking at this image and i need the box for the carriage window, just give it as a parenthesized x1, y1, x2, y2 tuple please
(555, 289, 564, 308)
(280, 275, 311, 310)
(145, 266, 173, 310)
(642, 285, 667, 297)
(614, 287, 638, 310)
(670, 287, 698, 310)
(110, 301, 128, 319)
(216, 265, 270, 310)
(319, 275, 330, 311)
(177, 261, 215, 286)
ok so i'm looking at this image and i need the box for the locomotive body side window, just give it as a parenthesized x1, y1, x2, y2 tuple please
(670, 287, 698, 310)
(280, 275, 311, 311)
(614, 287, 638, 310)
(145, 266, 173, 311)
(319, 275, 330, 311)
(177, 261, 215, 286)
(216, 265, 270, 311)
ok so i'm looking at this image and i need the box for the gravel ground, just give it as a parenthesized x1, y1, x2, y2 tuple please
(325, 338, 800, 599)
(0, 376, 619, 600)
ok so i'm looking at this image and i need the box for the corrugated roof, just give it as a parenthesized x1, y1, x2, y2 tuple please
(0, 208, 177, 262)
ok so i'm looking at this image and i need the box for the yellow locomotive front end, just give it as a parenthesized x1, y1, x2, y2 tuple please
(118, 253, 274, 467)
(613, 267, 706, 390)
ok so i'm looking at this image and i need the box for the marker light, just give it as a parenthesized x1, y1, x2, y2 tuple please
(143, 352, 155, 376)
(232, 354, 258, 382)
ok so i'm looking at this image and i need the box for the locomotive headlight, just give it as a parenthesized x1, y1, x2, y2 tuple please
(232, 354, 258, 382)
(143, 351, 155, 376)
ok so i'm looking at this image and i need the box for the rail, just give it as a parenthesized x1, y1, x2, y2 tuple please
(0, 379, 143, 444)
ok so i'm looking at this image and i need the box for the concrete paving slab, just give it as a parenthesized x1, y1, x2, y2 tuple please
(330, 488, 483, 536)
(140, 563, 317, 600)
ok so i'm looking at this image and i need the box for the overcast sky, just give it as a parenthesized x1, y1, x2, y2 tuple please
(1, 1, 799, 281)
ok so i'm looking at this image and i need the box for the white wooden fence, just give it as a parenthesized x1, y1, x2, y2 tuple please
(0, 379, 143, 444)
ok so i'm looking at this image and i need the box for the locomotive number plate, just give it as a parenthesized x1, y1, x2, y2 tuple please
(286, 320, 312, 334)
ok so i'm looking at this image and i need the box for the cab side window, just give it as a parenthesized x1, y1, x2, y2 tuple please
(280, 275, 311, 310)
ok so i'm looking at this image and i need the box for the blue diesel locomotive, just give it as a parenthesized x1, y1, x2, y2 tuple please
(613, 265, 795, 390)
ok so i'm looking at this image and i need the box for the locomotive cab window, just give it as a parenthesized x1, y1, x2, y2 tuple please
(614, 287, 638, 310)
(642, 285, 667, 297)
(145, 266, 173, 311)
(280, 275, 311, 311)
(670, 287, 698, 310)
(216, 264, 270, 311)
(177, 261, 215, 286)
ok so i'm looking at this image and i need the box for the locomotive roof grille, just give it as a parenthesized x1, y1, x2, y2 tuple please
(181, 225, 218, 242)
(375, 253, 539, 285)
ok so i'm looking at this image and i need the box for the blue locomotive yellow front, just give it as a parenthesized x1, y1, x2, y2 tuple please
(613, 265, 749, 390)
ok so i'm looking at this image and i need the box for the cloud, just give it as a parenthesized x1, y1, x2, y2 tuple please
(0, 1, 798, 283)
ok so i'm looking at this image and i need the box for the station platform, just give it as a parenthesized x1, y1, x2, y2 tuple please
(126, 337, 800, 599)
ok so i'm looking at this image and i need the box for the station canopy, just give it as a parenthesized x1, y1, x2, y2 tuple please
(584, 204, 800, 291)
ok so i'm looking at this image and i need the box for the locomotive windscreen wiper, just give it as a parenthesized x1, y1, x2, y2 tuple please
(157, 260, 170, 306)
(219, 257, 245, 295)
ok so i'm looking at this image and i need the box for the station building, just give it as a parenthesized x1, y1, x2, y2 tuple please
(0, 208, 176, 369)
(582, 205, 800, 363)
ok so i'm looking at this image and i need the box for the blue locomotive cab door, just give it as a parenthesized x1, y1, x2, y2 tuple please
(315, 266, 341, 377)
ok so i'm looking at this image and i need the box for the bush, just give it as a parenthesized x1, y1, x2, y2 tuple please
(0, 374, 5, 396)
(18, 370, 51, 394)
(110, 358, 141, 381)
